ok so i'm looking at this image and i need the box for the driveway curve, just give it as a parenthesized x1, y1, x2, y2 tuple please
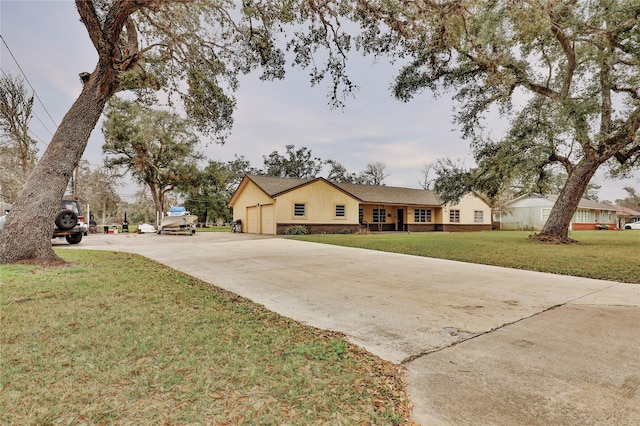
(63, 232, 640, 425)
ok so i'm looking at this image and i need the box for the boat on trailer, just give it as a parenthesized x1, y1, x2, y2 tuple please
(158, 206, 198, 235)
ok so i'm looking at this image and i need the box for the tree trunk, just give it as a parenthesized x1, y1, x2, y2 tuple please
(0, 69, 115, 264)
(202, 207, 208, 226)
(149, 184, 164, 221)
(536, 158, 601, 242)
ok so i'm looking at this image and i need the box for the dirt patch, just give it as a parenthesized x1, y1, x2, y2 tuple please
(529, 234, 578, 244)
(13, 257, 68, 267)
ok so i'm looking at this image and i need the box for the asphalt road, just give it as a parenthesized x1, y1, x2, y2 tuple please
(61, 231, 640, 425)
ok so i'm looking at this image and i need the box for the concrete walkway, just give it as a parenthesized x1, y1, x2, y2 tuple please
(62, 232, 640, 424)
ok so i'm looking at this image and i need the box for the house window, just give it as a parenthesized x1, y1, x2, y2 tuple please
(335, 205, 346, 217)
(414, 209, 432, 223)
(474, 210, 483, 223)
(359, 208, 363, 223)
(449, 209, 460, 223)
(373, 208, 386, 223)
(294, 203, 306, 217)
(541, 208, 551, 222)
(575, 209, 590, 223)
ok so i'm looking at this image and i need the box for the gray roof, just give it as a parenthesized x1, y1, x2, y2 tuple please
(601, 203, 640, 216)
(545, 194, 617, 211)
(246, 175, 443, 206)
(334, 182, 443, 205)
(246, 175, 310, 197)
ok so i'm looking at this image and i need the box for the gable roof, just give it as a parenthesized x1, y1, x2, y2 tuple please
(507, 193, 617, 211)
(235, 175, 444, 206)
(601, 203, 640, 217)
(245, 175, 312, 197)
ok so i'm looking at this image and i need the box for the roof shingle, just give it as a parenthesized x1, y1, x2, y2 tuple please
(246, 175, 443, 206)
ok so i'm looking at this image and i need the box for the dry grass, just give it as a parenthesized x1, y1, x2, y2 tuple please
(1, 250, 412, 425)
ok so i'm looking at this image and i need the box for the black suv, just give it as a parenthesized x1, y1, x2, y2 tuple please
(53, 200, 88, 244)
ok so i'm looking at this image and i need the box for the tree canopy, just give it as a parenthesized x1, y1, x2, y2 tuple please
(360, 0, 640, 240)
(181, 156, 255, 225)
(357, 161, 388, 186)
(1, 0, 361, 263)
(262, 145, 324, 179)
(102, 98, 203, 216)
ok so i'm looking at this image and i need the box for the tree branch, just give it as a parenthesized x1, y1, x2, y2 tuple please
(75, 0, 105, 54)
(547, 1, 577, 98)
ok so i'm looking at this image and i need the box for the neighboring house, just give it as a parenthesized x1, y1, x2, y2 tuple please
(602, 203, 640, 228)
(499, 194, 618, 231)
(228, 175, 492, 235)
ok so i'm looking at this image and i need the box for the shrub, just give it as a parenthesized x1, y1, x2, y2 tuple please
(284, 225, 309, 235)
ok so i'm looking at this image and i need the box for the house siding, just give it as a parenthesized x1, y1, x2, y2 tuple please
(274, 180, 360, 228)
(444, 194, 492, 225)
(231, 180, 278, 234)
(500, 195, 618, 231)
(230, 176, 494, 235)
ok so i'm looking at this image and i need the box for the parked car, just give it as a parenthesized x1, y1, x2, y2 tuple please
(54, 200, 88, 244)
(624, 221, 640, 230)
(0, 199, 88, 244)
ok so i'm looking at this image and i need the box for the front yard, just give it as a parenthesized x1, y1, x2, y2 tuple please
(292, 231, 639, 283)
(1, 250, 411, 424)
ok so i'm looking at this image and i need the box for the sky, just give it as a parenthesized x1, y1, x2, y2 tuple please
(1, 0, 638, 203)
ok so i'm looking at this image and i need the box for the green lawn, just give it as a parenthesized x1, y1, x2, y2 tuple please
(1, 250, 410, 424)
(292, 231, 640, 283)
(195, 225, 231, 232)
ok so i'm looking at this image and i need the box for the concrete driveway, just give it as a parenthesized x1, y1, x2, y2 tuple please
(63, 232, 640, 424)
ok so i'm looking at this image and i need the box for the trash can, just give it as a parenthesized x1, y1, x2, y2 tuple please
(103, 225, 109, 234)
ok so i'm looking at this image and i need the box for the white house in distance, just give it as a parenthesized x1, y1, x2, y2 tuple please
(498, 194, 618, 231)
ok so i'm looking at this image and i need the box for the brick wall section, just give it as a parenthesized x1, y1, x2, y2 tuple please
(277, 224, 360, 235)
(441, 224, 492, 232)
(407, 224, 439, 232)
(571, 223, 617, 231)
(276, 223, 492, 234)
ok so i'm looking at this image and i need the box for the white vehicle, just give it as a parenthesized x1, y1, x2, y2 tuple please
(624, 221, 640, 230)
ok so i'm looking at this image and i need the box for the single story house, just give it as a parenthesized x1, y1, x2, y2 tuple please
(602, 203, 640, 229)
(498, 194, 618, 231)
(228, 175, 492, 235)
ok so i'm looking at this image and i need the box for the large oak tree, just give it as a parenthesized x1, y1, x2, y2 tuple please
(102, 98, 203, 218)
(0, 0, 356, 263)
(360, 0, 640, 241)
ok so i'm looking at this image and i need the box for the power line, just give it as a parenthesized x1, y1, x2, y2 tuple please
(0, 68, 51, 149)
(0, 34, 59, 131)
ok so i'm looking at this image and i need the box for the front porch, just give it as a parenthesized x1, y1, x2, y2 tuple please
(359, 204, 444, 232)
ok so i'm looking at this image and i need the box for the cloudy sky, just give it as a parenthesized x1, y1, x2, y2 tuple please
(1, 1, 637, 202)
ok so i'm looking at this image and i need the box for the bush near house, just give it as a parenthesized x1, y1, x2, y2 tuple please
(284, 225, 309, 235)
